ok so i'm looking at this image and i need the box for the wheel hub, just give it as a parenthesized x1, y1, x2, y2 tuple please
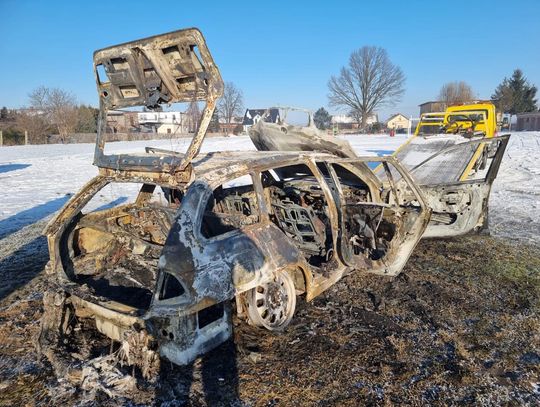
(245, 270, 297, 331)
(266, 282, 286, 308)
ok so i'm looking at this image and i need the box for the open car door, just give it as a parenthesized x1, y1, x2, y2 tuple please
(321, 157, 431, 276)
(392, 135, 510, 238)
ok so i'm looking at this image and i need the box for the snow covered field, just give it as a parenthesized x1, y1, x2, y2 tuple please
(0, 132, 538, 244)
(490, 132, 540, 244)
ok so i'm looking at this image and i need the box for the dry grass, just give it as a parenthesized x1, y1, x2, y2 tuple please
(0, 235, 539, 406)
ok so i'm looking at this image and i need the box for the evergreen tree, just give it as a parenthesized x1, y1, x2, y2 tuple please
(209, 109, 220, 133)
(313, 107, 332, 130)
(492, 69, 537, 114)
(0, 106, 8, 120)
(75, 105, 99, 133)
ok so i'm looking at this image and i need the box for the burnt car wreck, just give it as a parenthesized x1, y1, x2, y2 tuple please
(37, 28, 510, 382)
(249, 107, 509, 238)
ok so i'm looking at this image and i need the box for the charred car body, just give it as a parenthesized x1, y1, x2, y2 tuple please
(38, 28, 509, 376)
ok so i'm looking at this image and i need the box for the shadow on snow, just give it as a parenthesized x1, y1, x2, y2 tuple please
(0, 235, 48, 300)
(0, 163, 31, 174)
(0, 194, 72, 240)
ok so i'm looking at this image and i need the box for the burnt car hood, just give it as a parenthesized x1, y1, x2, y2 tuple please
(249, 108, 358, 159)
(93, 28, 223, 174)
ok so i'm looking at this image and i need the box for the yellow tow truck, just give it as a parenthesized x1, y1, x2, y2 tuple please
(415, 101, 498, 138)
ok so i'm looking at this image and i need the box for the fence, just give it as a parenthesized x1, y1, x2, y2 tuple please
(0, 130, 237, 146)
(0, 130, 28, 146)
(47, 132, 195, 144)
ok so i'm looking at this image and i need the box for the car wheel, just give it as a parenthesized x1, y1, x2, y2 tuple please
(246, 269, 296, 331)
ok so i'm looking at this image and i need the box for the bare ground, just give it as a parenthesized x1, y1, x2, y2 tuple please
(0, 223, 539, 406)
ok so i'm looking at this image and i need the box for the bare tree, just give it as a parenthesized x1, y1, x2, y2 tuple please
(15, 111, 51, 144)
(438, 81, 475, 105)
(217, 82, 244, 133)
(185, 101, 201, 133)
(28, 86, 49, 111)
(29, 86, 78, 143)
(328, 46, 405, 129)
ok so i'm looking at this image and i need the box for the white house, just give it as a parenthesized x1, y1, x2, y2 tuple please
(138, 111, 186, 125)
(386, 113, 411, 130)
(331, 113, 378, 128)
(138, 111, 189, 133)
(156, 123, 187, 135)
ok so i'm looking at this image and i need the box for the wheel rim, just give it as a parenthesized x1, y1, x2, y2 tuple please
(246, 270, 296, 331)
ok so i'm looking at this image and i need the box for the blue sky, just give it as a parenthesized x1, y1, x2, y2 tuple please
(1, 0, 539, 120)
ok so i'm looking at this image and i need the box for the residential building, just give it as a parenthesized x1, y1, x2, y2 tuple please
(156, 123, 187, 135)
(419, 101, 447, 115)
(138, 111, 188, 133)
(386, 113, 411, 131)
(242, 108, 280, 132)
(15, 108, 46, 116)
(331, 113, 378, 129)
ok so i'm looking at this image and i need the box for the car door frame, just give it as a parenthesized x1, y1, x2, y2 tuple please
(407, 135, 510, 238)
(319, 156, 431, 276)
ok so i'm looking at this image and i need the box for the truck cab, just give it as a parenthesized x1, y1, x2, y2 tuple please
(415, 102, 498, 138)
(444, 102, 498, 137)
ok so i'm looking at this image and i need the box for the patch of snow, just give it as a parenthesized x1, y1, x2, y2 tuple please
(0, 136, 255, 235)
(0, 132, 538, 244)
(490, 132, 540, 244)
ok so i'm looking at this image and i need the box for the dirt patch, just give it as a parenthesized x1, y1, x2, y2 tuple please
(0, 234, 539, 406)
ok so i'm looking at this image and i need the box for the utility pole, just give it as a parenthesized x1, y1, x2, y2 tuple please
(24, 130, 28, 145)
(0, 130, 3, 147)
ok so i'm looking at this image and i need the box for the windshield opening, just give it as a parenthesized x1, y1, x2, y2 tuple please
(101, 101, 208, 156)
(278, 108, 312, 127)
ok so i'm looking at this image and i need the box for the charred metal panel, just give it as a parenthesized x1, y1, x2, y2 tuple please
(412, 135, 510, 238)
(249, 107, 358, 159)
(93, 28, 224, 174)
(153, 181, 307, 315)
(422, 183, 491, 238)
(93, 28, 222, 109)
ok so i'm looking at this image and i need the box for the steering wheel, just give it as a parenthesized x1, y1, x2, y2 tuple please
(442, 121, 462, 134)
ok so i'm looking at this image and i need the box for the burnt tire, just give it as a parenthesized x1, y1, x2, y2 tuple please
(246, 269, 296, 331)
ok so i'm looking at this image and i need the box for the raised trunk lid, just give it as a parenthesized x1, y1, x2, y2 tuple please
(93, 28, 223, 173)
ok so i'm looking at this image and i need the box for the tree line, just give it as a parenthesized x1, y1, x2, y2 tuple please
(2, 54, 537, 140)
(0, 81, 246, 144)
(0, 87, 99, 144)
